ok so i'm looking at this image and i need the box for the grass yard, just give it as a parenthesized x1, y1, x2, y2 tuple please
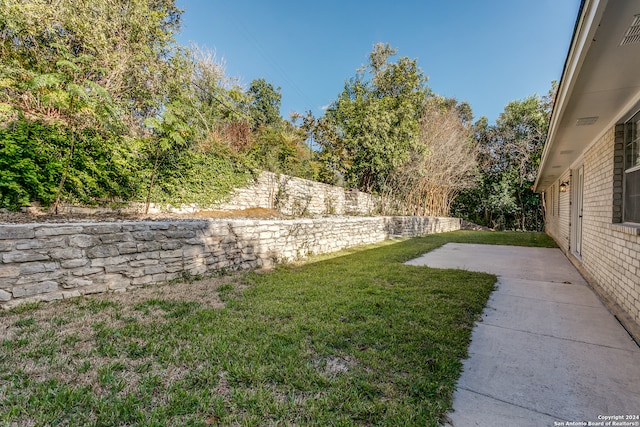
(0, 231, 555, 426)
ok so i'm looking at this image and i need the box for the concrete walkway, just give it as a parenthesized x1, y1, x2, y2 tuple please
(406, 243, 640, 427)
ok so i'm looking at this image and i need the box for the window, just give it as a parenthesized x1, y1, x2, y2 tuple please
(624, 111, 640, 222)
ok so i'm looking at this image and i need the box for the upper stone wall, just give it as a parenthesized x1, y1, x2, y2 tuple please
(214, 171, 379, 216)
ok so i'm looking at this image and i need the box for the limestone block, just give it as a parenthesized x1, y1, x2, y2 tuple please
(68, 234, 96, 248)
(49, 247, 83, 260)
(132, 251, 160, 261)
(109, 283, 129, 291)
(19, 261, 57, 274)
(166, 272, 182, 281)
(16, 270, 63, 285)
(185, 237, 211, 245)
(16, 237, 65, 250)
(116, 242, 138, 254)
(0, 265, 20, 278)
(183, 245, 205, 257)
(62, 277, 93, 288)
(0, 226, 35, 239)
(71, 266, 104, 277)
(160, 249, 183, 259)
(99, 233, 134, 244)
(81, 284, 108, 295)
(60, 259, 88, 269)
(148, 222, 170, 230)
(90, 255, 130, 267)
(143, 265, 166, 275)
(2, 251, 49, 263)
(129, 259, 160, 268)
(161, 241, 182, 250)
(13, 281, 58, 297)
(0, 241, 14, 251)
(186, 265, 208, 276)
(165, 263, 184, 273)
(0, 289, 11, 302)
(151, 273, 167, 282)
(242, 253, 257, 262)
(86, 245, 119, 258)
(132, 275, 153, 285)
(122, 224, 148, 232)
(34, 226, 83, 237)
(81, 224, 122, 234)
(122, 268, 145, 278)
(165, 229, 196, 239)
(136, 242, 162, 252)
(62, 290, 82, 299)
(132, 231, 157, 241)
(104, 264, 129, 274)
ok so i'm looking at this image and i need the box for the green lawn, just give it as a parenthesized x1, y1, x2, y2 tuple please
(0, 231, 555, 426)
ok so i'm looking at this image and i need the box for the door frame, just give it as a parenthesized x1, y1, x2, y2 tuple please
(571, 165, 584, 258)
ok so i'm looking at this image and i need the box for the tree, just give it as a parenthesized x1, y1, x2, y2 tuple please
(320, 43, 430, 192)
(452, 84, 556, 230)
(248, 78, 283, 129)
(381, 97, 479, 216)
(0, 0, 182, 131)
(0, 0, 184, 210)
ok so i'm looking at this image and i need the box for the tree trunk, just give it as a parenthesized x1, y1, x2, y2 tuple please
(52, 130, 76, 215)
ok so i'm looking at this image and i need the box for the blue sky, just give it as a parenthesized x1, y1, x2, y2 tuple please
(175, 0, 581, 124)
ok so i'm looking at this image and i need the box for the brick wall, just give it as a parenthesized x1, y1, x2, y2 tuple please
(582, 127, 640, 327)
(547, 127, 640, 330)
(0, 216, 460, 309)
(542, 126, 640, 331)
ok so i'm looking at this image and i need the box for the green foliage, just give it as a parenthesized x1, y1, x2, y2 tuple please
(0, 2, 312, 211)
(0, 0, 181, 131)
(0, 121, 62, 209)
(319, 43, 430, 192)
(248, 78, 283, 129)
(143, 149, 253, 207)
(452, 89, 554, 231)
(0, 119, 141, 210)
(248, 125, 318, 180)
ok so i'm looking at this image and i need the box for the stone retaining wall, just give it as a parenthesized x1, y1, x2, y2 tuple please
(0, 216, 460, 308)
(214, 171, 379, 216)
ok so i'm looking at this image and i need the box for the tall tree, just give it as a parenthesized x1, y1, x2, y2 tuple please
(0, 0, 183, 210)
(452, 85, 556, 230)
(321, 43, 430, 192)
(248, 78, 283, 129)
(0, 0, 182, 131)
(382, 97, 478, 216)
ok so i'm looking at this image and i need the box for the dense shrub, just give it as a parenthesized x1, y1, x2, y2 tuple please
(0, 121, 64, 210)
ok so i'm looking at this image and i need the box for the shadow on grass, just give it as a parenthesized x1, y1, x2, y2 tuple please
(0, 231, 552, 426)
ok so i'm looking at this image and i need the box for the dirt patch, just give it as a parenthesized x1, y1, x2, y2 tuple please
(0, 272, 243, 393)
(0, 207, 286, 224)
(460, 220, 492, 231)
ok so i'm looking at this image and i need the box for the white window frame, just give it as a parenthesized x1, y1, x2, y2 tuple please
(624, 111, 640, 223)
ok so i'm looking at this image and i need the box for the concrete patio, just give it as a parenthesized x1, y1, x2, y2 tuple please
(406, 243, 640, 427)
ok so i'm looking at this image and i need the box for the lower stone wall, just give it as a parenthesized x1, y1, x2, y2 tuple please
(0, 216, 460, 308)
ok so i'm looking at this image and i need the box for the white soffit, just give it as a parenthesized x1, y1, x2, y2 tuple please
(535, 0, 640, 191)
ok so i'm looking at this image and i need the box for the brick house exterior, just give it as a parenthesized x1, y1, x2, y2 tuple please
(535, 0, 640, 339)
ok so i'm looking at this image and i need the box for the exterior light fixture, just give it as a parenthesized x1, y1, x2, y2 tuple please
(559, 181, 570, 192)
